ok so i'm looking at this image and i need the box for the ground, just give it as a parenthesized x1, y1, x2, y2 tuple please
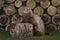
(0, 30, 60, 40)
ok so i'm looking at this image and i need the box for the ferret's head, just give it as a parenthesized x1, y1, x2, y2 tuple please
(19, 7, 33, 18)
(23, 7, 30, 14)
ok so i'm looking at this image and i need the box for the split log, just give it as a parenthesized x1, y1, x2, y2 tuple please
(18, 6, 26, 15)
(0, 14, 9, 26)
(35, 0, 49, 3)
(10, 23, 33, 38)
(58, 25, 60, 30)
(0, 14, 10, 31)
(47, 6, 57, 16)
(34, 6, 44, 16)
(15, 0, 22, 8)
(40, 0, 50, 8)
(26, 0, 36, 9)
(35, 0, 49, 2)
(41, 14, 51, 24)
(52, 14, 60, 25)
(3, 4, 16, 16)
(52, 0, 60, 6)
(45, 24, 57, 35)
(58, 6, 60, 14)
(58, 0, 60, 5)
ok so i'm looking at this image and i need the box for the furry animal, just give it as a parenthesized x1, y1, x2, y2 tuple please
(11, 7, 45, 36)
(10, 23, 33, 38)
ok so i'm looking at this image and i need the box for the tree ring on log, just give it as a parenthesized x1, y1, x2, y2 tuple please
(47, 6, 57, 16)
(34, 6, 44, 16)
(40, 0, 50, 8)
(41, 14, 51, 24)
(52, 14, 60, 25)
(26, 0, 36, 9)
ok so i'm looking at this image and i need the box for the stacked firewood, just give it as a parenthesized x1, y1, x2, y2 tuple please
(0, 0, 60, 38)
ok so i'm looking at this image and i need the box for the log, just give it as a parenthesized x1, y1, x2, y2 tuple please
(18, 6, 26, 15)
(6, 0, 15, 3)
(0, 14, 9, 26)
(52, 0, 60, 6)
(58, 25, 60, 30)
(0, 14, 10, 31)
(20, 0, 26, 2)
(52, 14, 60, 25)
(3, 4, 16, 16)
(58, 0, 60, 5)
(58, 6, 60, 14)
(10, 23, 33, 38)
(45, 24, 57, 35)
(26, 0, 36, 9)
(34, 6, 44, 16)
(47, 6, 57, 16)
(40, 0, 50, 8)
(34, 0, 40, 3)
(35, 0, 49, 2)
(41, 14, 51, 24)
(15, 0, 22, 8)
(0, 0, 4, 9)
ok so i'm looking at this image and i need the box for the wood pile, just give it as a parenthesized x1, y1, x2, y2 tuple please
(0, 0, 60, 38)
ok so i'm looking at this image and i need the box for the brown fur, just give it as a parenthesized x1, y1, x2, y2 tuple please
(11, 7, 45, 36)
(10, 23, 33, 38)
